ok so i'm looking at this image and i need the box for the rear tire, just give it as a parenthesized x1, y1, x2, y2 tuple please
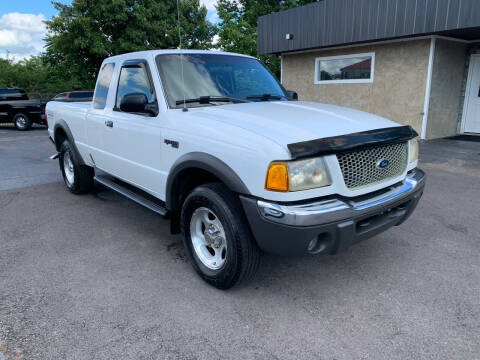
(13, 113, 32, 131)
(180, 183, 261, 290)
(59, 140, 94, 194)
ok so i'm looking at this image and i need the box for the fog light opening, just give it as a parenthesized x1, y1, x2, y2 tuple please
(307, 238, 318, 252)
(307, 233, 331, 254)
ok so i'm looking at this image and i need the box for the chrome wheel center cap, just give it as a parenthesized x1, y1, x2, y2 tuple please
(63, 152, 75, 186)
(190, 207, 228, 270)
(204, 226, 223, 248)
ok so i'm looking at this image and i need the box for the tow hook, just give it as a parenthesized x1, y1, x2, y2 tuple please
(49, 152, 60, 160)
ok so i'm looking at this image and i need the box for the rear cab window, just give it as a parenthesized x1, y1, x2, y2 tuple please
(93, 63, 115, 109)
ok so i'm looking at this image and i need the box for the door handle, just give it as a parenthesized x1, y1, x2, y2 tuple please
(105, 120, 113, 128)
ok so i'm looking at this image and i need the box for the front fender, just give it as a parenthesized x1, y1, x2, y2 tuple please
(165, 152, 251, 211)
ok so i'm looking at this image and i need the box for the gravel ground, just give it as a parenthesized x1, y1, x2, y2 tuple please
(0, 128, 479, 360)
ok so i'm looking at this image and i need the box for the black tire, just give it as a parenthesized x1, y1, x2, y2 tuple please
(59, 140, 94, 194)
(13, 113, 32, 131)
(180, 183, 261, 290)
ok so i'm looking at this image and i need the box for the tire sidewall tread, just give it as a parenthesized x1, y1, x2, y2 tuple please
(181, 183, 260, 290)
(59, 140, 93, 194)
(13, 113, 32, 131)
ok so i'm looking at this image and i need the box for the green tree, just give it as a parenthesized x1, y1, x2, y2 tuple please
(216, 0, 317, 78)
(0, 56, 77, 97)
(45, 0, 215, 89)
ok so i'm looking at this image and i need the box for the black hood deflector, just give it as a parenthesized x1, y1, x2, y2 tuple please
(287, 126, 418, 159)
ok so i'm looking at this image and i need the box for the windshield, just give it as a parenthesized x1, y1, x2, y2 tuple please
(155, 54, 287, 108)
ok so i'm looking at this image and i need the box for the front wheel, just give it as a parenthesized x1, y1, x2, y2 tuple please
(59, 140, 94, 194)
(180, 183, 261, 290)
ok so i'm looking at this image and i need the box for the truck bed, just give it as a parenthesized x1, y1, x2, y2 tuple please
(47, 101, 91, 160)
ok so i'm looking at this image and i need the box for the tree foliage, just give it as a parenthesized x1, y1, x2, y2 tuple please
(1, 0, 313, 96)
(44, 0, 215, 89)
(216, 0, 317, 78)
(0, 56, 81, 97)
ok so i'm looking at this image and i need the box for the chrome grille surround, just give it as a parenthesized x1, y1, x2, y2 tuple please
(337, 142, 408, 190)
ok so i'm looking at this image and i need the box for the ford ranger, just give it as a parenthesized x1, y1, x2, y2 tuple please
(46, 50, 425, 289)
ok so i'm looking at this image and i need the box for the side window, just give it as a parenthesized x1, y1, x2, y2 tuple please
(4, 89, 27, 100)
(115, 63, 156, 112)
(314, 53, 375, 84)
(55, 93, 67, 101)
(93, 63, 115, 109)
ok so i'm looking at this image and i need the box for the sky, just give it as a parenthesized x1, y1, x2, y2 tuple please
(0, 0, 219, 61)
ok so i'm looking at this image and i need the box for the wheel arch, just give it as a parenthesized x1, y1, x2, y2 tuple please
(53, 120, 85, 165)
(166, 152, 251, 213)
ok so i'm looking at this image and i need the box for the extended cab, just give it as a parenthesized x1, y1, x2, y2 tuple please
(46, 50, 425, 289)
(0, 88, 48, 130)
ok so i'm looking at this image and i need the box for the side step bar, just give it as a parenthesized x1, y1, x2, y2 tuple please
(49, 152, 60, 160)
(94, 175, 168, 217)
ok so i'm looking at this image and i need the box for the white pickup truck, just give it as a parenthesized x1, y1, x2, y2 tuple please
(47, 50, 425, 289)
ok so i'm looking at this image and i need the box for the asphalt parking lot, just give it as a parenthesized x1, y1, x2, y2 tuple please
(0, 127, 479, 360)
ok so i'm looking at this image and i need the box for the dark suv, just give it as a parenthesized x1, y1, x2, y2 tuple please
(0, 88, 48, 130)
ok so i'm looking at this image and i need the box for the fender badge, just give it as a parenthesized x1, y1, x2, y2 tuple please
(164, 139, 179, 149)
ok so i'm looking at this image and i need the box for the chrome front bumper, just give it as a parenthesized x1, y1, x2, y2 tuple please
(240, 169, 426, 255)
(257, 170, 425, 227)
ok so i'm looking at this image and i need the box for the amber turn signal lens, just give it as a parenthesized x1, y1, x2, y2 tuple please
(265, 162, 289, 192)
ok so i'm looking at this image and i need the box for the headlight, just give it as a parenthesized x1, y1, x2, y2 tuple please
(408, 138, 419, 163)
(265, 158, 331, 192)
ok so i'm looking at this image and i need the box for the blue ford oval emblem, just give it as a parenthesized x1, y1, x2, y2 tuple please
(377, 159, 390, 169)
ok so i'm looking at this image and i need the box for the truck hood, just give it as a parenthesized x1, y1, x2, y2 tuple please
(190, 101, 400, 147)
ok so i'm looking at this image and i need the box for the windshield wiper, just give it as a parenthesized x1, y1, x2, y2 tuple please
(246, 93, 285, 101)
(175, 96, 250, 106)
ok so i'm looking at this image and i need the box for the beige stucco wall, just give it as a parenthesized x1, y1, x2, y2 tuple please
(426, 39, 467, 139)
(282, 40, 431, 135)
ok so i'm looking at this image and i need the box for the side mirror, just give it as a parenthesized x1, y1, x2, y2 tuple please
(120, 93, 157, 116)
(120, 93, 147, 113)
(286, 90, 298, 101)
(144, 101, 159, 116)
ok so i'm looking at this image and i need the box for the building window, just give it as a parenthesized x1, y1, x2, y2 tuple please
(314, 52, 375, 84)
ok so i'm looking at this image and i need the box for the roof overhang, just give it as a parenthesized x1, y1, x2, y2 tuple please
(258, 0, 480, 56)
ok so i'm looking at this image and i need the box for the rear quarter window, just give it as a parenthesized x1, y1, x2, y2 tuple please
(93, 63, 115, 109)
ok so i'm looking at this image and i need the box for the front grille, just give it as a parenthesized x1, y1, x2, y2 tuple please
(337, 142, 408, 189)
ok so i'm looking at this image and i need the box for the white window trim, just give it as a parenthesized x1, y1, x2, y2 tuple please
(314, 52, 375, 84)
